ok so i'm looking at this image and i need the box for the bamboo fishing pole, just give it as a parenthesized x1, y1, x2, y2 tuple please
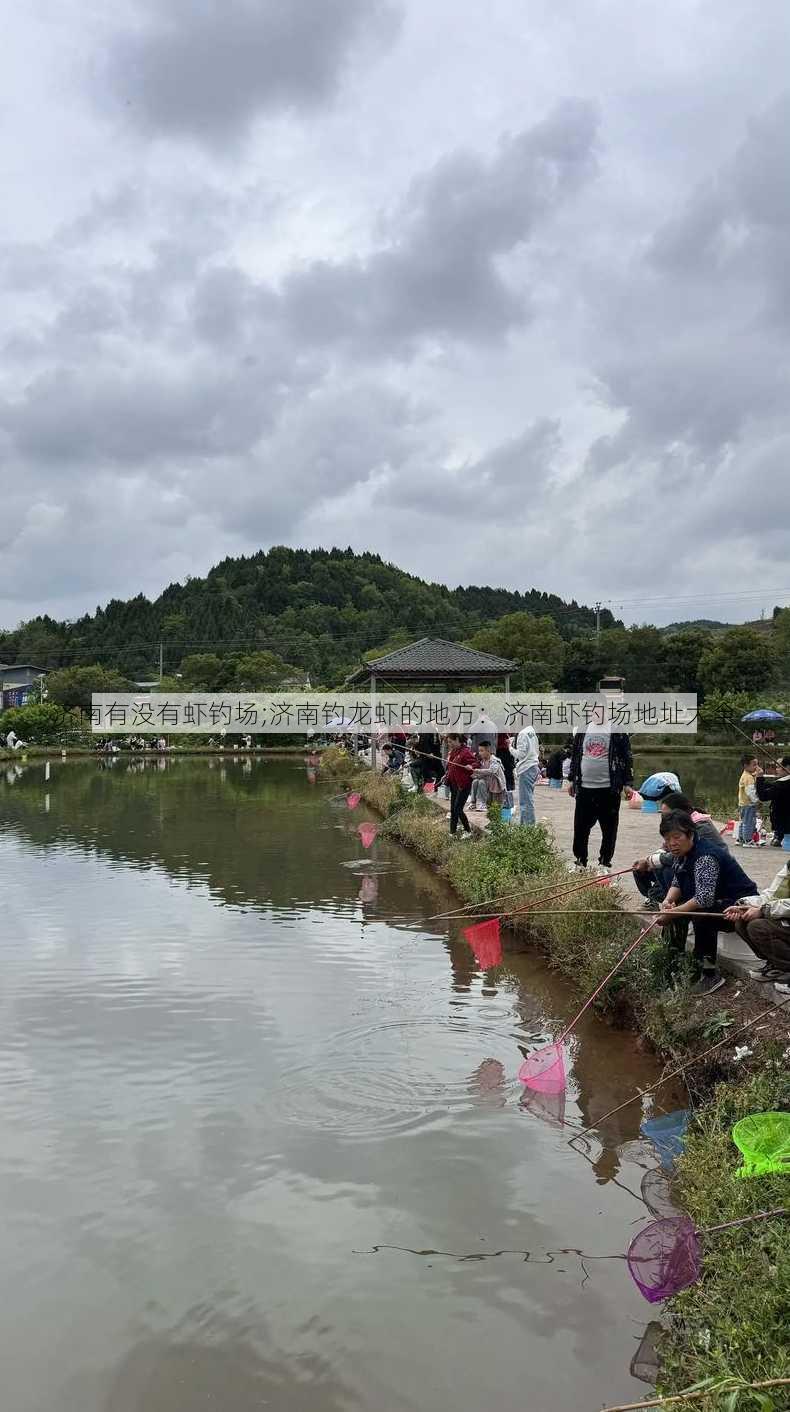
(456, 907, 746, 921)
(601, 1377, 790, 1412)
(427, 866, 634, 923)
(568, 994, 790, 1144)
(719, 709, 785, 765)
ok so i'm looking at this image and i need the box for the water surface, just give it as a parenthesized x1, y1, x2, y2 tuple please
(1, 758, 670, 1411)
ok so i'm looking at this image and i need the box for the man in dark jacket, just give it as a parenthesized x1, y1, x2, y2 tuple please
(657, 810, 758, 996)
(756, 757, 790, 846)
(569, 722, 633, 871)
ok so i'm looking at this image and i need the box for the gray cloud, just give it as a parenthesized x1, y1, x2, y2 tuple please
(1, 2, 790, 627)
(282, 100, 599, 349)
(108, 0, 401, 143)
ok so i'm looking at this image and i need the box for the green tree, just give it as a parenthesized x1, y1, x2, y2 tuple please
(45, 664, 130, 711)
(470, 613, 565, 688)
(179, 654, 225, 690)
(559, 638, 602, 691)
(773, 608, 790, 691)
(230, 651, 300, 689)
(698, 628, 776, 697)
(660, 629, 710, 693)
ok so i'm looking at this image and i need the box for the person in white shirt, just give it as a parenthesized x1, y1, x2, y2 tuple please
(514, 724, 540, 825)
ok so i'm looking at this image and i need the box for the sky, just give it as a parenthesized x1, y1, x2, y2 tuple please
(1, 0, 789, 629)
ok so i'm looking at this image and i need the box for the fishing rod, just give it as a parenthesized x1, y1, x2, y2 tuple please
(427, 866, 634, 923)
(567, 993, 790, 1144)
(718, 710, 784, 765)
(452, 907, 748, 921)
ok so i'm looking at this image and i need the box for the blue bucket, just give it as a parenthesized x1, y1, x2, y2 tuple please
(549, 777, 563, 790)
(783, 833, 790, 851)
(641, 799, 660, 813)
(501, 807, 513, 822)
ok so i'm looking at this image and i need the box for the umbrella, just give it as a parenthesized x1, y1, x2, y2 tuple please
(741, 709, 785, 722)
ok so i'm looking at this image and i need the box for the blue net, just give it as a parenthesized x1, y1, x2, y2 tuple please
(641, 1110, 690, 1171)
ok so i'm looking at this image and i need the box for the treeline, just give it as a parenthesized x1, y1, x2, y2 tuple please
(0, 546, 615, 684)
(1, 546, 788, 704)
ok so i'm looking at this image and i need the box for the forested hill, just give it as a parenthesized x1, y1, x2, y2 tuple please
(0, 546, 615, 684)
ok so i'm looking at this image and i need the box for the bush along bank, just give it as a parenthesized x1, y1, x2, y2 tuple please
(321, 748, 790, 1411)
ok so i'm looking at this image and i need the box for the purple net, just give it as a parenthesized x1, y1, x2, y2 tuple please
(626, 1216, 700, 1303)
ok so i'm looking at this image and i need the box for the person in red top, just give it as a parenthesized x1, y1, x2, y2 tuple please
(444, 733, 477, 837)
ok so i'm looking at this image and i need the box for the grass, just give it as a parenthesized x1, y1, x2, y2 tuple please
(658, 1061, 790, 1411)
(322, 746, 790, 1406)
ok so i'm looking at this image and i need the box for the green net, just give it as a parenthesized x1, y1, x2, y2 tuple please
(731, 1112, 790, 1179)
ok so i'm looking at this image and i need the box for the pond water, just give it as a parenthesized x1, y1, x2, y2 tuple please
(633, 751, 747, 819)
(1, 757, 672, 1412)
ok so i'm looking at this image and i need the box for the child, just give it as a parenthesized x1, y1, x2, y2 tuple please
(472, 741, 508, 815)
(737, 754, 760, 847)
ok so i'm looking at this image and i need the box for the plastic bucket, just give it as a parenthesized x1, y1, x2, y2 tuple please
(641, 799, 659, 813)
(783, 834, 790, 851)
(501, 807, 513, 822)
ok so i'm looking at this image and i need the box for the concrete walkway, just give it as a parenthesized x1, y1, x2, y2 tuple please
(427, 777, 786, 972)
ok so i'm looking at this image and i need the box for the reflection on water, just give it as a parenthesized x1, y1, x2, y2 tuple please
(0, 758, 673, 1412)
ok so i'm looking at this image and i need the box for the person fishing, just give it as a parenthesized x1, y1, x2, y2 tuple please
(443, 733, 477, 838)
(755, 756, 790, 847)
(633, 791, 721, 909)
(656, 809, 758, 996)
(736, 752, 761, 846)
(724, 858, 790, 993)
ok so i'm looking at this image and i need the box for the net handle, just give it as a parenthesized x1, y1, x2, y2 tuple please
(557, 918, 659, 1044)
(700, 1206, 787, 1237)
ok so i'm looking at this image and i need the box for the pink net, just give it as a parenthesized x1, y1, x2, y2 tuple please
(463, 919, 503, 969)
(358, 822, 379, 849)
(517, 1043, 566, 1095)
(346, 792, 361, 809)
(422, 780, 436, 793)
(626, 1216, 700, 1303)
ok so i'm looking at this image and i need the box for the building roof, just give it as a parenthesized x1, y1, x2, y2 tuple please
(0, 663, 49, 675)
(346, 637, 517, 684)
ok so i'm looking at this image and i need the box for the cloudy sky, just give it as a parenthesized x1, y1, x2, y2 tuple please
(2, 0, 789, 629)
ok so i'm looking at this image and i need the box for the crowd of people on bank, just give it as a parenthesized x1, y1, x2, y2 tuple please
(371, 720, 790, 1001)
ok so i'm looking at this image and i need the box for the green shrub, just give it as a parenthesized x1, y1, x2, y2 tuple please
(0, 702, 72, 743)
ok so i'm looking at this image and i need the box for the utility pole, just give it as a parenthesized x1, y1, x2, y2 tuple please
(159, 641, 163, 684)
(595, 602, 602, 641)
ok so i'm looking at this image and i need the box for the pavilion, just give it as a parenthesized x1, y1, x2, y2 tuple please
(345, 638, 517, 763)
(345, 637, 517, 692)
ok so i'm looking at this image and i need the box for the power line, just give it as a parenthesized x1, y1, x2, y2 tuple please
(601, 588, 790, 608)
